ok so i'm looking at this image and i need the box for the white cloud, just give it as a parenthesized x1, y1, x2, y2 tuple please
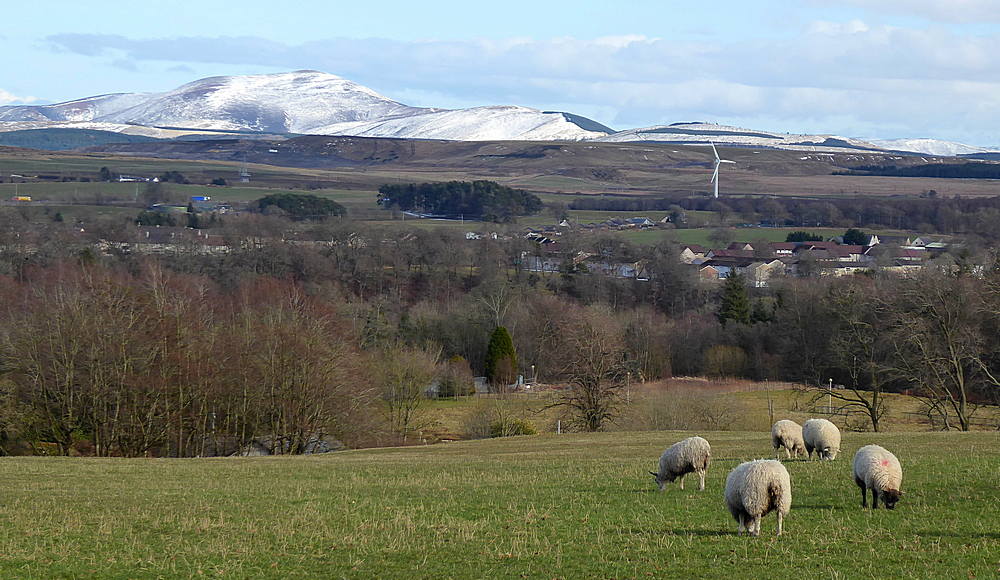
(829, 0, 1000, 23)
(0, 89, 36, 105)
(807, 19, 871, 35)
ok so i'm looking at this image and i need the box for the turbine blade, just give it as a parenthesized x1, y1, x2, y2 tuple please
(711, 165, 719, 183)
(711, 141, 720, 160)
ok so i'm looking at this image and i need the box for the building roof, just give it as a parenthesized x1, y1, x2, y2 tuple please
(707, 249, 755, 259)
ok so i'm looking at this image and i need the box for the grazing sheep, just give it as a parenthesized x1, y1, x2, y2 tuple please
(802, 418, 841, 460)
(649, 436, 712, 491)
(853, 444, 903, 510)
(724, 459, 792, 536)
(771, 419, 806, 460)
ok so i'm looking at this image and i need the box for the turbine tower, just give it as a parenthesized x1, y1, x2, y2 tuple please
(710, 142, 735, 198)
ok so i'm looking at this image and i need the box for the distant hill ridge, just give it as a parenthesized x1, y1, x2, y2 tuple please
(0, 70, 610, 142)
(0, 71, 996, 155)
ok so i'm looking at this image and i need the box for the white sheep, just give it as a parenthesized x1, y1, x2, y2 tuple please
(802, 418, 841, 460)
(771, 419, 806, 460)
(724, 459, 792, 536)
(649, 436, 712, 491)
(853, 444, 903, 510)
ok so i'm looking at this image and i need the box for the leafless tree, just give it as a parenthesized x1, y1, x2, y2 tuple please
(552, 306, 629, 431)
(817, 279, 893, 431)
(378, 344, 440, 444)
(892, 272, 999, 431)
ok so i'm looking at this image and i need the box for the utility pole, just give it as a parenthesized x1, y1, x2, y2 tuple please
(765, 378, 773, 425)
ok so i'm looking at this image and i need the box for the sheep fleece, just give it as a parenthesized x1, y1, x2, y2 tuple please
(803, 418, 841, 460)
(853, 445, 902, 495)
(657, 436, 711, 481)
(724, 459, 791, 535)
(771, 420, 805, 458)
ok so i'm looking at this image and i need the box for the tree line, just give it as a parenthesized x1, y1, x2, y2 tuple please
(0, 213, 997, 455)
(378, 180, 543, 222)
(571, 194, 1000, 241)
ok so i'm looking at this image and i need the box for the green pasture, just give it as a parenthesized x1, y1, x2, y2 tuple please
(0, 431, 996, 578)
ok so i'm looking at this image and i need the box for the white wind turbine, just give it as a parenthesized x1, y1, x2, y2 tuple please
(709, 142, 735, 198)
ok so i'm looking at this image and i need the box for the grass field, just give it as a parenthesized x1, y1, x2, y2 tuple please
(0, 431, 995, 578)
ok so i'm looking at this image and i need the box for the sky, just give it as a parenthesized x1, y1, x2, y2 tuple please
(2, 0, 999, 146)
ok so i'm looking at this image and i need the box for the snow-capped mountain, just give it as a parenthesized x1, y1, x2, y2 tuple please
(1, 72, 993, 152)
(98, 71, 431, 133)
(869, 138, 999, 157)
(597, 122, 884, 153)
(0, 93, 150, 123)
(313, 105, 611, 141)
(0, 70, 610, 141)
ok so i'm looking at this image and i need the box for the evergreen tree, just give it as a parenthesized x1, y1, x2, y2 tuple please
(484, 326, 517, 389)
(785, 231, 823, 242)
(843, 228, 868, 245)
(718, 274, 751, 325)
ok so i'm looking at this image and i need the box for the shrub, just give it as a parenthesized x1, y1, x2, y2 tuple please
(437, 355, 476, 398)
(618, 389, 762, 432)
(703, 345, 747, 378)
(490, 418, 537, 438)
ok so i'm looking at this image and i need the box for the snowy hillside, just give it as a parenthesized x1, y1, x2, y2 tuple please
(870, 138, 998, 157)
(97, 71, 431, 133)
(315, 105, 611, 141)
(3, 73, 991, 150)
(597, 122, 884, 153)
(0, 71, 609, 141)
(0, 93, 149, 123)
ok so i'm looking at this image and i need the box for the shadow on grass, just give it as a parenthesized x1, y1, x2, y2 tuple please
(914, 531, 1000, 540)
(615, 527, 732, 537)
(794, 504, 836, 509)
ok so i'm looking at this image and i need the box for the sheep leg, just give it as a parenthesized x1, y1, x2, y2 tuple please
(749, 517, 760, 537)
(737, 514, 745, 535)
(678, 474, 685, 490)
(871, 488, 879, 509)
(859, 484, 867, 508)
(784, 447, 791, 460)
(698, 470, 705, 491)
(776, 512, 783, 536)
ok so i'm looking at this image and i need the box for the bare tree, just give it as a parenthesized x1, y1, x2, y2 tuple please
(892, 272, 998, 431)
(379, 344, 440, 444)
(552, 307, 629, 431)
(818, 279, 892, 431)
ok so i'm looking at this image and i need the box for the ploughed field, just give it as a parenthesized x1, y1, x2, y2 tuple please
(0, 431, 996, 578)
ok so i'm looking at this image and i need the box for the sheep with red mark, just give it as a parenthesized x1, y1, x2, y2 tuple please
(853, 444, 904, 510)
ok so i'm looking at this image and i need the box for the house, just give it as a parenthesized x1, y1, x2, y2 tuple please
(727, 242, 754, 251)
(698, 264, 720, 281)
(680, 244, 707, 263)
(525, 232, 557, 244)
(769, 242, 798, 255)
(828, 245, 867, 262)
(895, 248, 928, 262)
(744, 259, 785, 287)
(705, 249, 755, 260)
(701, 256, 757, 278)
(626, 217, 655, 227)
